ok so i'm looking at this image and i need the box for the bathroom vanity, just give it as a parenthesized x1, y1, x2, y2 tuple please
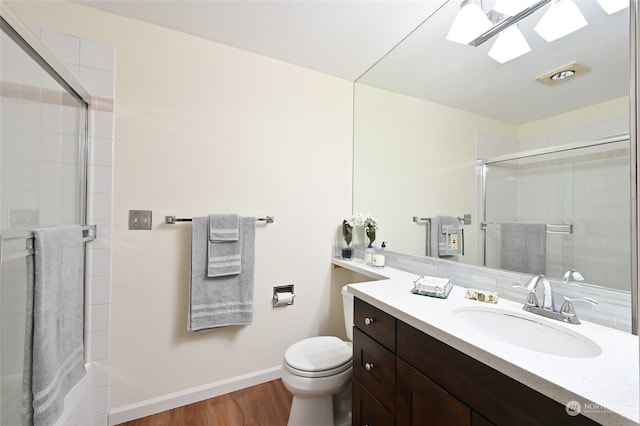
(334, 259, 639, 426)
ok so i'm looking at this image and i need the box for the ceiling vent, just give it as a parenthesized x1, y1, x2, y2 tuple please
(536, 62, 591, 85)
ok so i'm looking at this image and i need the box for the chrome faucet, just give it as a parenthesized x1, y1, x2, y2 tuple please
(513, 274, 597, 325)
(523, 274, 554, 310)
(562, 269, 585, 282)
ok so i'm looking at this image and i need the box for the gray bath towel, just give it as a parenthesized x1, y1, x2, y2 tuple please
(23, 225, 86, 426)
(208, 214, 241, 277)
(189, 216, 256, 331)
(500, 223, 547, 275)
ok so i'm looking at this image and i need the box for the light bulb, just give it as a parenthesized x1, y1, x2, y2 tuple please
(446, 0, 492, 45)
(488, 25, 531, 64)
(534, 0, 588, 43)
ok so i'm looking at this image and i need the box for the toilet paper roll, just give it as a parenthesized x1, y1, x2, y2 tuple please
(274, 291, 294, 307)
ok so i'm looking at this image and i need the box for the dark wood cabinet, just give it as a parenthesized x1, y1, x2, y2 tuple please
(396, 358, 472, 426)
(352, 378, 394, 426)
(353, 297, 601, 426)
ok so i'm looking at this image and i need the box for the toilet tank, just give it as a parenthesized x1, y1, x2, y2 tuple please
(341, 286, 354, 341)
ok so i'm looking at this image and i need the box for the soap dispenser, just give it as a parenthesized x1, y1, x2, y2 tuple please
(364, 242, 375, 265)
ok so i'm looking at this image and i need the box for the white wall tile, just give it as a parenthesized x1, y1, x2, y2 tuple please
(2, 160, 39, 191)
(87, 193, 113, 222)
(87, 248, 112, 278)
(87, 304, 110, 335)
(80, 39, 115, 73)
(79, 67, 114, 99)
(92, 386, 109, 416)
(92, 414, 108, 426)
(605, 115, 629, 135)
(89, 138, 113, 167)
(1, 128, 39, 160)
(92, 360, 110, 388)
(91, 111, 114, 140)
(40, 30, 80, 65)
(88, 276, 111, 306)
(88, 331, 110, 361)
(89, 165, 113, 194)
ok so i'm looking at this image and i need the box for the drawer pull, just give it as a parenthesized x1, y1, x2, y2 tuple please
(365, 362, 374, 372)
(364, 317, 374, 326)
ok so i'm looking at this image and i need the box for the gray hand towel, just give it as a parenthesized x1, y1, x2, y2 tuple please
(500, 223, 547, 275)
(190, 216, 256, 331)
(23, 225, 86, 426)
(209, 213, 239, 241)
(208, 214, 241, 277)
(429, 216, 462, 259)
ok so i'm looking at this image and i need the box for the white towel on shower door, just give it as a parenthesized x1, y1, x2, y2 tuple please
(23, 225, 86, 426)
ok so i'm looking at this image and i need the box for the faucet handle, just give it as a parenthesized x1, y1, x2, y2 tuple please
(511, 283, 539, 307)
(560, 296, 598, 317)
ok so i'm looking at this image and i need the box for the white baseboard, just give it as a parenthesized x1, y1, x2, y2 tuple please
(108, 365, 281, 425)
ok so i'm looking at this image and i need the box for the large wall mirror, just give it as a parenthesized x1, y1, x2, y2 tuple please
(354, 0, 631, 294)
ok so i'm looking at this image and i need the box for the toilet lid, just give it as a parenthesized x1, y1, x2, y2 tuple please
(284, 336, 352, 375)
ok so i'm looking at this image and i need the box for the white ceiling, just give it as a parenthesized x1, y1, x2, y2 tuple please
(74, 0, 446, 81)
(74, 0, 629, 124)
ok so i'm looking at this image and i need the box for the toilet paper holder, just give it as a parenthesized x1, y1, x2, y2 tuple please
(273, 284, 295, 307)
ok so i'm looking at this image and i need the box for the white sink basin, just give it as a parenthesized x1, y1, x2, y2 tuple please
(453, 306, 602, 358)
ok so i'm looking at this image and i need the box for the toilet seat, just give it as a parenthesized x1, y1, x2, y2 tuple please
(283, 336, 352, 378)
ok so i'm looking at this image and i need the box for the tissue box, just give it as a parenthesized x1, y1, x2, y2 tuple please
(411, 275, 452, 299)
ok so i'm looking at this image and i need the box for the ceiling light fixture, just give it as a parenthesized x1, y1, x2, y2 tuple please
(488, 25, 531, 63)
(551, 70, 575, 80)
(535, 62, 591, 85)
(595, 0, 629, 15)
(467, 0, 551, 47)
(446, 0, 492, 45)
(493, 0, 537, 16)
(534, 0, 588, 42)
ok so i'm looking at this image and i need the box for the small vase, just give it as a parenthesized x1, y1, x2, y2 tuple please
(341, 247, 353, 259)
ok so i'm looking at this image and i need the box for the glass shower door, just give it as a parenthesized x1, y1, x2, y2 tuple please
(0, 21, 87, 425)
(482, 137, 631, 292)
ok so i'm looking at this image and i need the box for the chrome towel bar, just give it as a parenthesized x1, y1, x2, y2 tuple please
(0, 224, 97, 263)
(481, 222, 573, 234)
(165, 215, 274, 224)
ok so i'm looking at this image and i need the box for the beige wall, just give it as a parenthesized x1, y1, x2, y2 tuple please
(518, 96, 629, 140)
(353, 84, 518, 260)
(9, 1, 354, 410)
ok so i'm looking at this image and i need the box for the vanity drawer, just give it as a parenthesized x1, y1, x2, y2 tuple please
(354, 297, 396, 351)
(353, 327, 395, 414)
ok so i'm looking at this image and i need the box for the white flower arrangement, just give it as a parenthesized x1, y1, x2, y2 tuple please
(343, 212, 378, 245)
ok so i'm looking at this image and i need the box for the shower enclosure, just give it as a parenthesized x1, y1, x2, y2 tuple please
(0, 17, 88, 425)
(480, 135, 631, 292)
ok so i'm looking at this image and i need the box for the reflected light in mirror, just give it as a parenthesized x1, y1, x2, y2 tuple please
(596, 0, 629, 15)
(446, 0, 492, 44)
(488, 25, 531, 64)
(534, 0, 588, 42)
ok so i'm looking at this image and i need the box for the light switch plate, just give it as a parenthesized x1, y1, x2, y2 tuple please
(129, 210, 152, 230)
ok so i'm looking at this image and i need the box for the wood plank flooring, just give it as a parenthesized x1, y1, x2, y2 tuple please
(118, 379, 293, 426)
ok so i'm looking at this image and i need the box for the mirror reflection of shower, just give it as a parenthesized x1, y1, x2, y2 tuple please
(481, 135, 631, 292)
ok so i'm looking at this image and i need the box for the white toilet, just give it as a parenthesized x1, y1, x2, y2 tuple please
(280, 286, 354, 426)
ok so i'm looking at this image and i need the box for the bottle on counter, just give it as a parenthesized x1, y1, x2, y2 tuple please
(364, 242, 375, 265)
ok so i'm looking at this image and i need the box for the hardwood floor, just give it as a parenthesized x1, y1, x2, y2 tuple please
(118, 380, 293, 426)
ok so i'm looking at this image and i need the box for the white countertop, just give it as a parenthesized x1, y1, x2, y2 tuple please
(334, 258, 640, 426)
